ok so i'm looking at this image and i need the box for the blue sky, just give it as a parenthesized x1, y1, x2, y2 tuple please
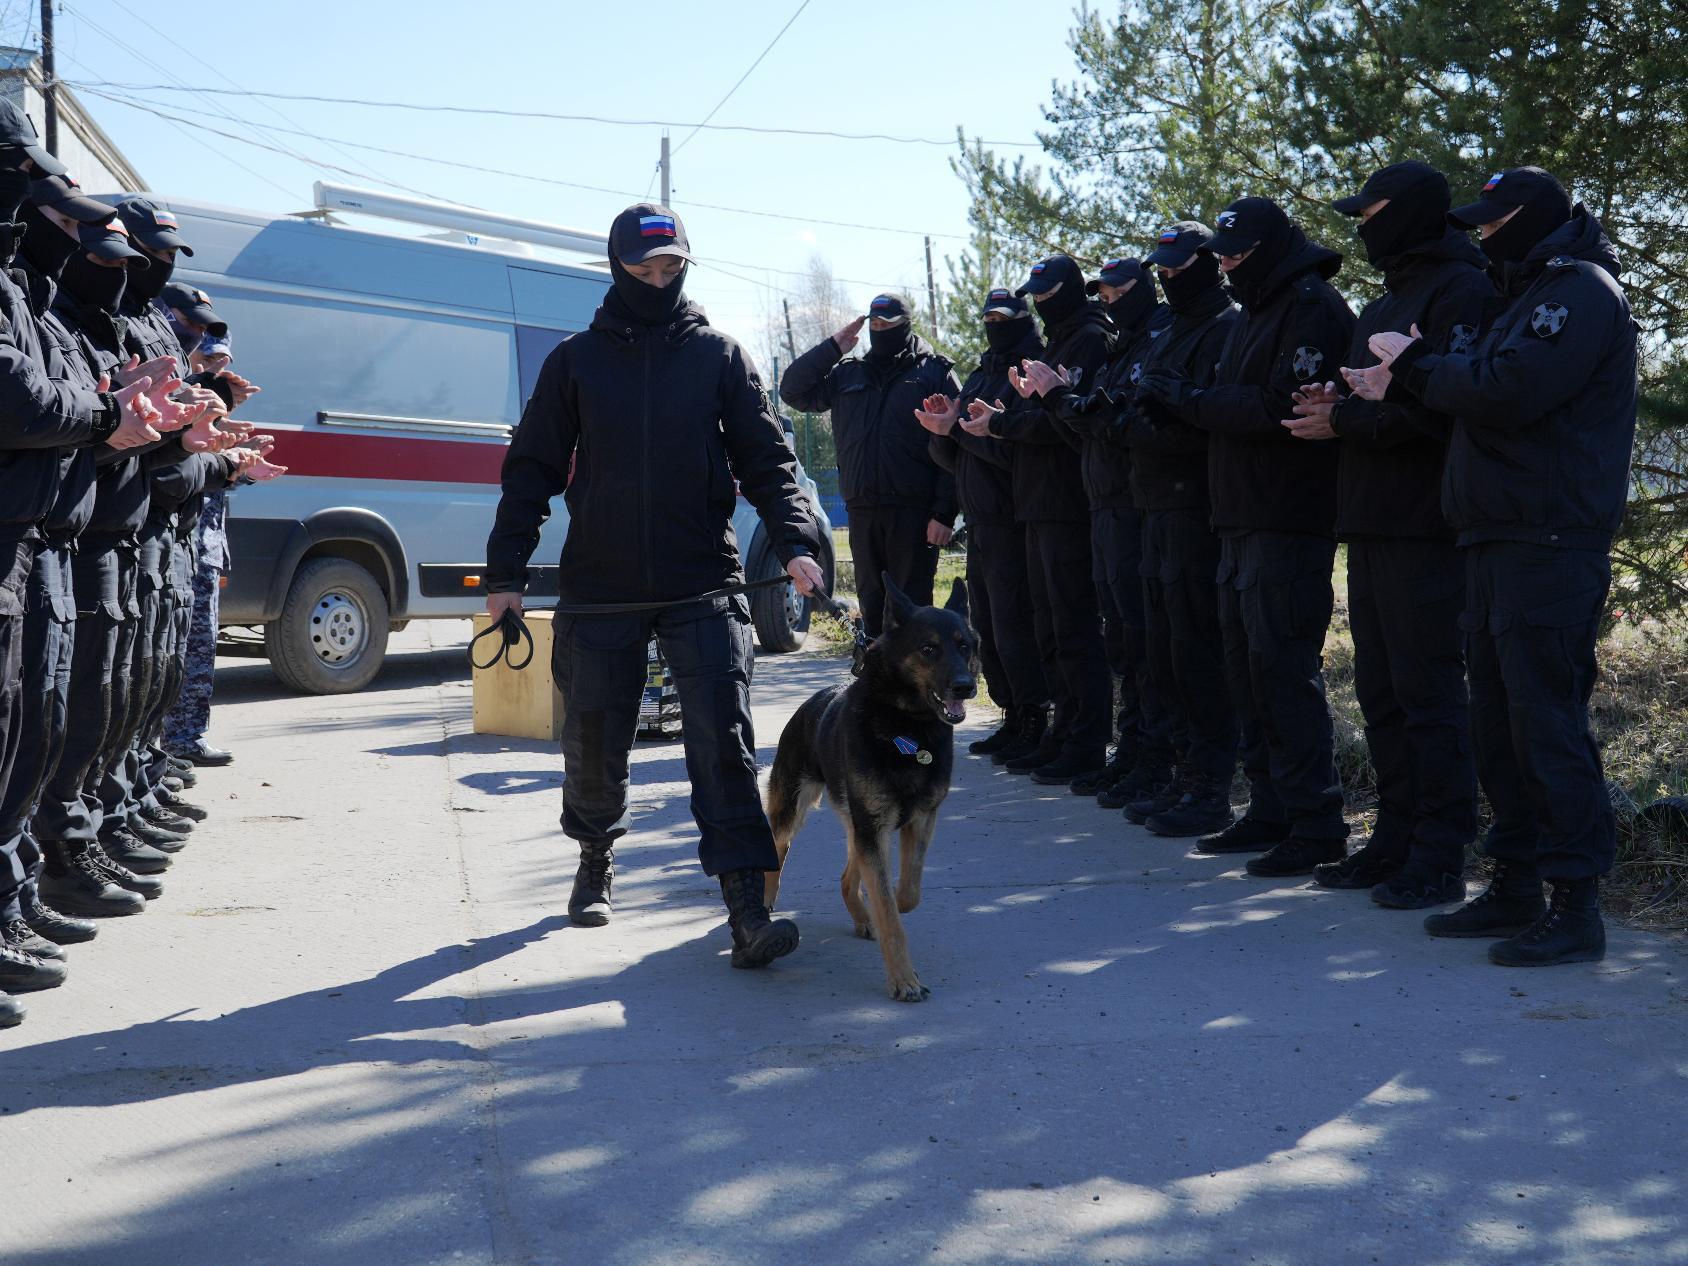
(1, 0, 1081, 356)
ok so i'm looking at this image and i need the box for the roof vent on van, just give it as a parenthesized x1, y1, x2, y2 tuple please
(311, 182, 609, 257)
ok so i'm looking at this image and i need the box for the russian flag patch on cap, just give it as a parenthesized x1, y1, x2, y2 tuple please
(1482, 172, 1504, 192)
(1104, 258, 1126, 271)
(871, 295, 896, 311)
(1030, 262, 1047, 275)
(987, 288, 1011, 301)
(154, 209, 178, 228)
(639, 214, 676, 238)
(1159, 227, 1180, 243)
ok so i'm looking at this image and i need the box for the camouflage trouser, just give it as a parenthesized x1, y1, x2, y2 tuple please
(162, 527, 221, 753)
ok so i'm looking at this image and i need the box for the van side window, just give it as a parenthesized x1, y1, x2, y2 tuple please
(516, 325, 570, 408)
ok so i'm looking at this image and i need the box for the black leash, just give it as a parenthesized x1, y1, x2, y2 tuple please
(468, 608, 534, 671)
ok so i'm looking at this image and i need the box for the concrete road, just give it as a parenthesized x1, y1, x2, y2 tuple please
(3, 623, 1686, 1266)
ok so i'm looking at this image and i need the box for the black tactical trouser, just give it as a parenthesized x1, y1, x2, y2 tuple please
(1142, 507, 1236, 783)
(1217, 531, 1346, 840)
(1026, 518, 1111, 760)
(130, 534, 194, 821)
(1348, 536, 1476, 877)
(0, 537, 32, 920)
(1093, 506, 1178, 759)
(0, 543, 74, 920)
(848, 504, 940, 638)
(553, 595, 779, 877)
(966, 519, 1046, 714)
(99, 531, 165, 835)
(1462, 542, 1614, 881)
(34, 541, 125, 846)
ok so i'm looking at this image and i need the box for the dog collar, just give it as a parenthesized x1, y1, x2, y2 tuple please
(892, 735, 934, 765)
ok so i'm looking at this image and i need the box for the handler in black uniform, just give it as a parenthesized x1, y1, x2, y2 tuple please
(916, 289, 1048, 758)
(780, 293, 959, 637)
(486, 204, 827, 969)
(1288, 162, 1491, 909)
(1138, 198, 1355, 874)
(1345, 167, 1636, 966)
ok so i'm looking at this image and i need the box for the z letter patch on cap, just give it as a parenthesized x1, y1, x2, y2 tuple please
(1292, 346, 1324, 379)
(1531, 302, 1569, 338)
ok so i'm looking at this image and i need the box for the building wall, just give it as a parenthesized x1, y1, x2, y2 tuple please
(0, 46, 146, 193)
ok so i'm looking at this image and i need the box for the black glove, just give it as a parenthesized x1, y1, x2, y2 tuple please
(1136, 371, 1200, 415)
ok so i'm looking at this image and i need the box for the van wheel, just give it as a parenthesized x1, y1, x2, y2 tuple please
(750, 551, 811, 654)
(265, 558, 390, 694)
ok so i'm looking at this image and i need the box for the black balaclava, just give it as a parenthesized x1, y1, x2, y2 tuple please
(608, 255, 688, 326)
(867, 318, 912, 361)
(125, 246, 175, 303)
(984, 313, 1034, 355)
(1104, 274, 1157, 332)
(1357, 175, 1451, 269)
(0, 149, 31, 224)
(19, 203, 80, 279)
(61, 252, 128, 313)
(1216, 200, 1295, 310)
(1480, 182, 1574, 268)
(1026, 255, 1086, 327)
(1158, 251, 1221, 311)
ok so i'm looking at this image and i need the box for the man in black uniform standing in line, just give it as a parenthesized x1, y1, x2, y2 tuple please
(994, 255, 1115, 785)
(1286, 161, 1492, 909)
(487, 204, 826, 969)
(1346, 167, 1636, 965)
(781, 293, 959, 637)
(1137, 198, 1355, 874)
(916, 289, 1047, 758)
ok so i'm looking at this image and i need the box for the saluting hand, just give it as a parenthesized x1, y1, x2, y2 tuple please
(832, 316, 867, 354)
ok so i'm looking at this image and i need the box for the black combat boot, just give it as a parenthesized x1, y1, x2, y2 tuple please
(993, 708, 1049, 766)
(1246, 835, 1348, 877)
(4, 916, 67, 962)
(1312, 839, 1406, 890)
(143, 806, 196, 834)
(86, 843, 164, 900)
(1371, 867, 1465, 910)
(1004, 734, 1062, 775)
(1, 991, 20, 1028)
(127, 817, 188, 849)
(1422, 862, 1545, 939)
(1145, 774, 1234, 838)
(568, 844, 613, 928)
(37, 845, 146, 917)
(1125, 773, 1183, 825)
(1488, 878, 1605, 966)
(1031, 750, 1107, 787)
(1196, 815, 1291, 855)
(101, 828, 174, 872)
(21, 882, 99, 943)
(0, 939, 68, 993)
(1098, 756, 1173, 810)
(157, 791, 209, 822)
(1072, 746, 1134, 797)
(719, 868, 800, 969)
(969, 709, 1021, 756)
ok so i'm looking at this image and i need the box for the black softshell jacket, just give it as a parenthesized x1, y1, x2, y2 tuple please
(486, 298, 826, 603)
(779, 332, 960, 524)
(987, 304, 1114, 524)
(1188, 235, 1356, 536)
(927, 326, 1044, 525)
(1052, 303, 1168, 511)
(1121, 282, 1240, 512)
(1333, 232, 1497, 541)
(1400, 208, 1638, 552)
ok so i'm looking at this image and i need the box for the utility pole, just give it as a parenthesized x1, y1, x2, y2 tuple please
(659, 132, 671, 206)
(39, 0, 57, 154)
(924, 235, 939, 338)
(781, 298, 798, 360)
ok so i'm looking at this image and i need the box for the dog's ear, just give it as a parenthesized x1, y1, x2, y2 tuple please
(944, 577, 969, 621)
(881, 571, 916, 631)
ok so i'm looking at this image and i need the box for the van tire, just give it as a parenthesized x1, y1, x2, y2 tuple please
(265, 558, 391, 694)
(749, 551, 810, 654)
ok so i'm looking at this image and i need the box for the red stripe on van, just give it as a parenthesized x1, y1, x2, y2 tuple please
(269, 429, 506, 485)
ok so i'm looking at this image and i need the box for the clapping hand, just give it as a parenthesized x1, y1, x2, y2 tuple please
(1282, 381, 1342, 441)
(914, 392, 961, 436)
(961, 397, 1004, 436)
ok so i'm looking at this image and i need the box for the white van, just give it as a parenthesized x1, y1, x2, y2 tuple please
(134, 190, 833, 693)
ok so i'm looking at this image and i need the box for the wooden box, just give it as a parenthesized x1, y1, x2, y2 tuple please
(470, 613, 566, 742)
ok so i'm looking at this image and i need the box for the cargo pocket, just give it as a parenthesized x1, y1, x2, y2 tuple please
(1523, 587, 1605, 630)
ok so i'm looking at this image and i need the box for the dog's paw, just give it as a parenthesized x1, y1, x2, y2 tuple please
(854, 922, 875, 940)
(887, 976, 930, 1003)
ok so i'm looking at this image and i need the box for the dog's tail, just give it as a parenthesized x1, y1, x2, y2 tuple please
(766, 689, 833, 856)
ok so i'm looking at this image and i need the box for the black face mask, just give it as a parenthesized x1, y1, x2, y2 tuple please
(1104, 278, 1156, 333)
(1217, 208, 1296, 310)
(867, 320, 912, 360)
(1027, 256, 1086, 328)
(61, 251, 128, 313)
(607, 255, 687, 326)
(1356, 185, 1450, 269)
(18, 204, 80, 280)
(124, 248, 175, 303)
(0, 153, 30, 225)
(983, 313, 1032, 354)
(1479, 196, 1570, 268)
(1158, 253, 1220, 310)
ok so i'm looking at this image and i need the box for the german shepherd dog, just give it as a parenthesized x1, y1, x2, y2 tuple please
(765, 574, 978, 1002)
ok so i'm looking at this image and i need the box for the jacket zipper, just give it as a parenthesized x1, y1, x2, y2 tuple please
(641, 331, 654, 598)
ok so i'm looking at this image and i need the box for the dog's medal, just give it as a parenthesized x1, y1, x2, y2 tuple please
(893, 735, 934, 765)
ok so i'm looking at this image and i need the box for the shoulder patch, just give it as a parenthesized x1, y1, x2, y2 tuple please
(1291, 346, 1325, 379)
(1547, 255, 1578, 270)
(1530, 302, 1569, 338)
(1129, 361, 1145, 385)
(1447, 323, 1477, 355)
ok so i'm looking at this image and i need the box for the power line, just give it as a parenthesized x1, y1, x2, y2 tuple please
(52, 79, 1039, 148)
(671, 0, 812, 157)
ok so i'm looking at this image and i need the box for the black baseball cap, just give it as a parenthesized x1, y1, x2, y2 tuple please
(979, 287, 1026, 317)
(1085, 256, 1149, 295)
(79, 221, 149, 268)
(1203, 197, 1284, 257)
(1015, 254, 1080, 298)
(1332, 160, 1449, 216)
(160, 281, 228, 337)
(1145, 221, 1213, 267)
(0, 99, 66, 177)
(608, 202, 691, 265)
(866, 293, 911, 324)
(1449, 166, 1567, 228)
(116, 198, 194, 256)
(29, 174, 117, 225)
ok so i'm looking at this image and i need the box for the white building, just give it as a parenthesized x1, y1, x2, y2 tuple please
(0, 45, 145, 193)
